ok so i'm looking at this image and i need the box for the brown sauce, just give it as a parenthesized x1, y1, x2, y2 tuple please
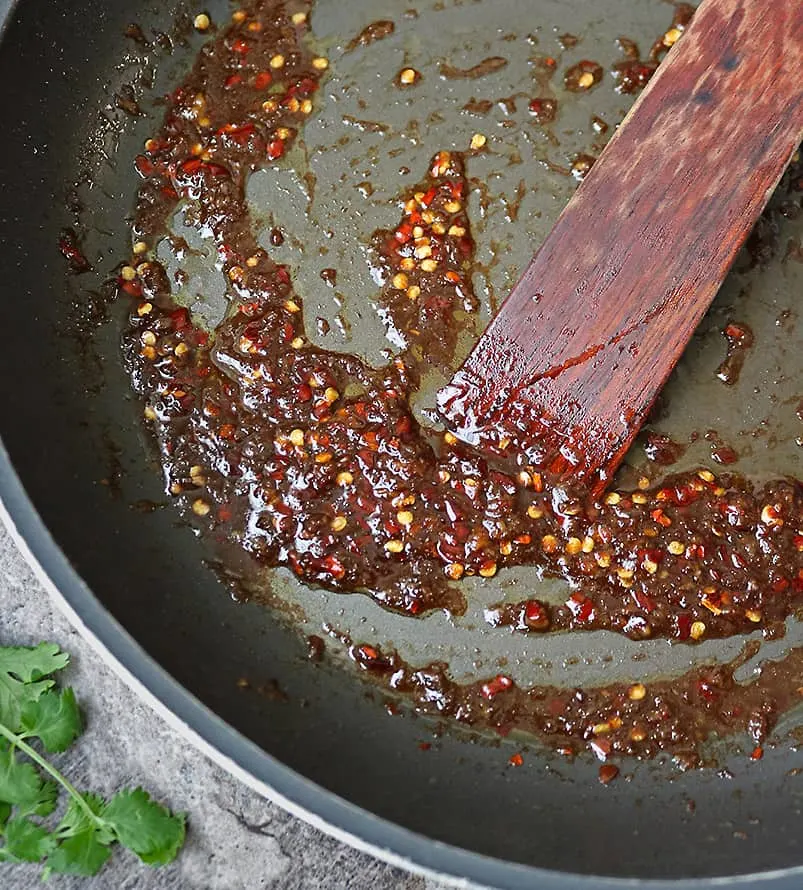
(118, 0, 803, 768)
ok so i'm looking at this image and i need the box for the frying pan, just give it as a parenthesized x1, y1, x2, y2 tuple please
(0, 0, 801, 887)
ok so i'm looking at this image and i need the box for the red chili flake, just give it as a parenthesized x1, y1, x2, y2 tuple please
(293, 77, 319, 96)
(225, 74, 243, 88)
(170, 307, 191, 329)
(218, 122, 256, 140)
(120, 279, 142, 297)
(598, 764, 619, 785)
(254, 71, 273, 90)
(297, 383, 312, 401)
(58, 232, 91, 273)
(394, 222, 413, 244)
(134, 155, 155, 177)
(675, 613, 692, 640)
(508, 752, 524, 767)
(590, 738, 611, 761)
(267, 139, 285, 160)
(418, 742, 431, 751)
(231, 38, 249, 54)
(650, 508, 672, 527)
(750, 746, 764, 760)
(697, 679, 717, 702)
(524, 600, 550, 630)
(420, 186, 438, 206)
(631, 589, 655, 613)
(528, 97, 558, 123)
(218, 506, 232, 522)
(480, 674, 513, 700)
(322, 554, 345, 579)
(566, 592, 595, 622)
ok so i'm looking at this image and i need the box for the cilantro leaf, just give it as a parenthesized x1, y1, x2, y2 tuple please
(20, 688, 81, 753)
(0, 644, 69, 733)
(103, 788, 186, 865)
(56, 794, 113, 844)
(0, 742, 57, 817)
(0, 643, 187, 879)
(46, 831, 111, 877)
(2, 817, 56, 862)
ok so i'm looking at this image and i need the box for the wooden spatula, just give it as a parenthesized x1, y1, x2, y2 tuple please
(438, 0, 803, 492)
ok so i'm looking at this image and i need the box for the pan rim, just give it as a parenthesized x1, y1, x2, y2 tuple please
(2, 444, 803, 890)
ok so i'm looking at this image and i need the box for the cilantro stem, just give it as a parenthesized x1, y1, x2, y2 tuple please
(0, 722, 101, 829)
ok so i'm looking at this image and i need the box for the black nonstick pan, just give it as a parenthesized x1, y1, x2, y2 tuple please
(0, 0, 801, 887)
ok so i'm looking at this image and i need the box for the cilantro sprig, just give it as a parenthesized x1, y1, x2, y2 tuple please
(0, 643, 186, 877)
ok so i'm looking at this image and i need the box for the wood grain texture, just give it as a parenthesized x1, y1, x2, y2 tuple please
(439, 0, 803, 490)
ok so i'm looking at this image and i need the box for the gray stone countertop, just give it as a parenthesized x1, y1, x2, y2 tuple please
(0, 523, 454, 890)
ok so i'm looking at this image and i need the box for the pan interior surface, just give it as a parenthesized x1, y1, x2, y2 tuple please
(0, 0, 801, 884)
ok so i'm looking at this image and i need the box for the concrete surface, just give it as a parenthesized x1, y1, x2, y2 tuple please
(0, 523, 454, 890)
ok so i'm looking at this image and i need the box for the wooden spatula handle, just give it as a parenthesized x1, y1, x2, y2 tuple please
(439, 0, 803, 489)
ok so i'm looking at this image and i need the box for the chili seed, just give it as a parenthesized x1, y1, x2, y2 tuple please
(331, 515, 347, 531)
(406, 285, 421, 300)
(663, 27, 682, 46)
(470, 133, 487, 150)
(397, 510, 414, 526)
(527, 504, 544, 519)
(289, 428, 305, 446)
(582, 536, 595, 553)
(291, 337, 305, 349)
(399, 68, 417, 85)
(761, 504, 784, 527)
(479, 561, 498, 578)
(541, 535, 558, 553)
(745, 609, 762, 623)
(336, 471, 353, 486)
(628, 683, 647, 701)
(192, 499, 211, 517)
(291, 11, 307, 24)
(270, 54, 285, 68)
(137, 302, 153, 317)
(445, 563, 464, 580)
(565, 537, 582, 555)
(604, 492, 621, 505)
(392, 272, 409, 289)
(385, 539, 404, 553)
(312, 57, 329, 70)
(121, 265, 137, 281)
(420, 259, 438, 272)
(690, 621, 706, 640)
(668, 540, 685, 555)
(193, 13, 211, 30)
